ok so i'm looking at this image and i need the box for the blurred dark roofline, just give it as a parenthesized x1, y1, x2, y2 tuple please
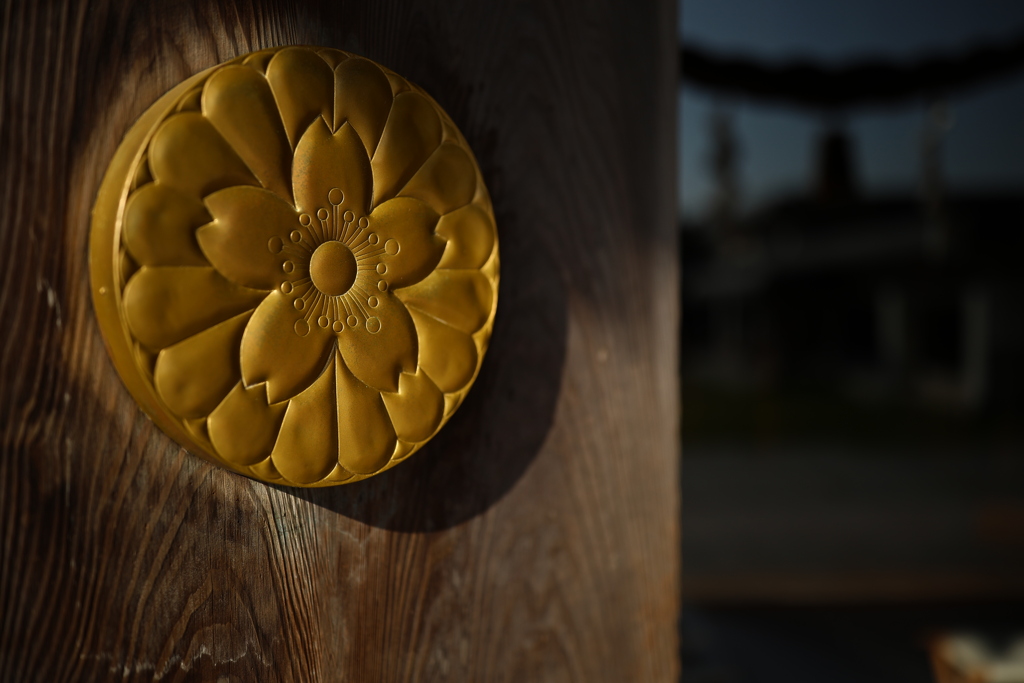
(681, 31, 1024, 109)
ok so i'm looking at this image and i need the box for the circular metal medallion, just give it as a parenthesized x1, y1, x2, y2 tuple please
(90, 46, 499, 486)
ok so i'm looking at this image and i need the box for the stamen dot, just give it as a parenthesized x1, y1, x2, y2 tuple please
(332, 321, 343, 333)
(267, 236, 284, 254)
(282, 261, 295, 273)
(376, 263, 387, 275)
(290, 230, 303, 242)
(366, 317, 381, 334)
(280, 282, 293, 294)
(317, 208, 329, 221)
(378, 280, 388, 292)
(384, 239, 399, 255)
(328, 188, 343, 205)
(318, 316, 330, 328)
(346, 315, 358, 327)
(299, 215, 311, 226)
(294, 298, 305, 311)
(368, 296, 379, 308)
(368, 233, 379, 245)
(343, 211, 355, 222)
(358, 217, 369, 229)
(294, 319, 309, 336)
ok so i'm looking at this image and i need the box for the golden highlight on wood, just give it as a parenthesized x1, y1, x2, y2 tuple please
(90, 46, 499, 487)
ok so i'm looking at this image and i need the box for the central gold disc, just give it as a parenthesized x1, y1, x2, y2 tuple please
(309, 240, 357, 295)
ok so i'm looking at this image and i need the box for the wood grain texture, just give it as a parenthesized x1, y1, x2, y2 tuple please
(0, 1, 679, 681)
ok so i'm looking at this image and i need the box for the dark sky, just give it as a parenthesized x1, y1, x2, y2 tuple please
(680, 0, 1024, 218)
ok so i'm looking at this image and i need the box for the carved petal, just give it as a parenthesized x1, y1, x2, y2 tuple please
(384, 71, 408, 95)
(249, 456, 283, 481)
(123, 266, 267, 350)
(149, 112, 258, 197)
(408, 307, 478, 393)
(208, 382, 287, 467)
(391, 440, 417, 463)
(336, 351, 397, 474)
(370, 92, 441, 209)
(324, 464, 355, 483)
(153, 310, 251, 418)
(363, 196, 444, 289)
(396, 269, 493, 334)
(398, 143, 476, 215)
(270, 357, 339, 484)
(316, 48, 348, 70)
(293, 119, 371, 217)
(266, 47, 334, 149)
(123, 183, 209, 267)
(239, 291, 337, 404)
(334, 57, 393, 157)
(197, 186, 299, 290)
(336, 291, 417, 393)
(436, 204, 496, 270)
(380, 368, 444, 442)
(241, 49, 276, 72)
(203, 65, 293, 203)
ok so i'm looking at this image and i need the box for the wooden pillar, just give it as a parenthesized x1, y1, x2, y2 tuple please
(0, 1, 679, 680)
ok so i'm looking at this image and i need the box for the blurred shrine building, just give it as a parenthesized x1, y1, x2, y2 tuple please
(682, 35, 1024, 428)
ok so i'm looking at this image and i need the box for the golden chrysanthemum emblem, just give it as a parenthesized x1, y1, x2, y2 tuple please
(90, 46, 499, 486)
